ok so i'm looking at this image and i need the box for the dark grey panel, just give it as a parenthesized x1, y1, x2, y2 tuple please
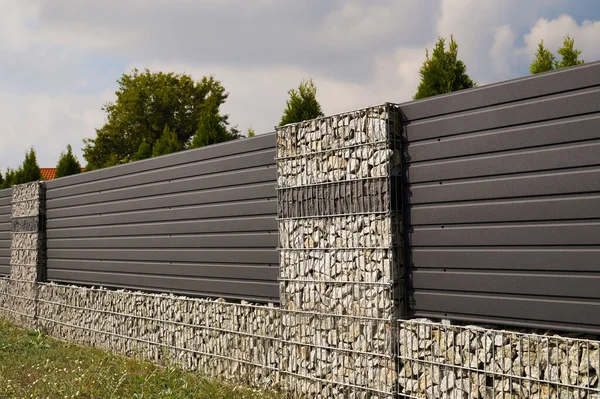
(0, 266, 10, 276)
(47, 149, 275, 199)
(0, 249, 9, 258)
(408, 166, 600, 204)
(410, 194, 600, 225)
(405, 87, 600, 142)
(46, 135, 278, 302)
(0, 202, 11, 211)
(408, 140, 600, 183)
(47, 184, 275, 220)
(0, 214, 10, 224)
(48, 167, 276, 209)
(47, 270, 279, 301)
(411, 247, 600, 272)
(411, 270, 600, 299)
(47, 216, 277, 238)
(407, 114, 600, 163)
(0, 232, 9, 240)
(47, 200, 276, 229)
(47, 233, 278, 249)
(0, 187, 11, 198)
(399, 62, 600, 121)
(411, 291, 600, 326)
(402, 67, 600, 333)
(48, 259, 278, 281)
(45, 133, 275, 190)
(410, 221, 600, 246)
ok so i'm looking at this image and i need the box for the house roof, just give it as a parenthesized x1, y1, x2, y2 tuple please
(40, 168, 56, 180)
(40, 168, 85, 180)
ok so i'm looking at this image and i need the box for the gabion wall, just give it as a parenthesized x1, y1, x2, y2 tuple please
(276, 104, 404, 398)
(0, 182, 44, 329)
(397, 319, 600, 399)
(36, 283, 280, 386)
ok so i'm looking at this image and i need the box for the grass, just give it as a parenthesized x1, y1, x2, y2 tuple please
(0, 318, 284, 399)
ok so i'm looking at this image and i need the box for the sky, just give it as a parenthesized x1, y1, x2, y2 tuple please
(1, 0, 599, 170)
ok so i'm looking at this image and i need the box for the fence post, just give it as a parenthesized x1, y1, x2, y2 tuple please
(9, 181, 46, 329)
(275, 104, 404, 397)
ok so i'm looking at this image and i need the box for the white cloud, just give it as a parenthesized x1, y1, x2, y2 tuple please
(0, 0, 598, 172)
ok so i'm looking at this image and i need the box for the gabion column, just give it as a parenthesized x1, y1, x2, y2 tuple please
(7, 182, 45, 328)
(276, 104, 404, 398)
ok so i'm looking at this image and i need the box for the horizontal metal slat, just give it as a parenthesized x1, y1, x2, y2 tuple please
(411, 291, 600, 327)
(411, 270, 600, 299)
(0, 188, 11, 199)
(410, 221, 600, 246)
(409, 194, 600, 225)
(0, 232, 10, 241)
(47, 149, 275, 199)
(47, 215, 277, 238)
(45, 133, 275, 189)
(408, 166, 600, 204)
(399, 62, 600, 121)
(47, 248, 279, 264)
(0, 215, 10, 224)
(48, 167, 276, 209)
(0, 249, 9, 258)
(407, 114, 600, 163)
(47, 270, 279, 301)
(47, 183, 276, 220)
(410, 247, 600, 271)
(0, 266, 10, 276)
(47, 259, 278, 281)
(405, 86, 600, 142)
(0, 198, 11, 208)
(47, 233, 278, 249)
(408, 140, 600, 183)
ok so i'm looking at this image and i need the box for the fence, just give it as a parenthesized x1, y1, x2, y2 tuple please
(401, 61, 600, 333)
(44, 133, 279, 302)
(0, 62, 599, 397)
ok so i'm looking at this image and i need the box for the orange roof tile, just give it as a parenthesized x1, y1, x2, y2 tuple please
(40, 167, 85, 180)
(40, 168, 56, 180)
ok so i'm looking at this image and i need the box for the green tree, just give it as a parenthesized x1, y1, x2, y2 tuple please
(530, 40, 556, 74)
(279, 78, 324, 126)
(15, 148, 41, 184)
(557, 35, 584, 68)
(414, 36, 475, 100)
(247, 127, 256, 138)
(132, 139, 153, 161)
(0, 168, 16, 189)
(83, 69, 231, 169)
(55, 145, 82, 178)
(0, 171, 3, 188)
(190, 95, 236, 148)
(152, 126, 183, 157)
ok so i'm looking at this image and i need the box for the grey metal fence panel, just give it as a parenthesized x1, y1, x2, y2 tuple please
(45, 133, 279, 303)
(0, 187, 11, 276)
(402, 61, 600, 333)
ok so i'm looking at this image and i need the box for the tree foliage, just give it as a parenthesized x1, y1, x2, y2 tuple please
(55, 145, 82, 178)
(279, 78, 324, 126)
(530, 36, 584, 74)
(132, 139, 153, 162)
(530, 40, 556, 74)
(18, 148, 41, 184)
(152, 126, 183, 157)
(190, 95, 236, 148)
(557, 35, 584, 69)
(83, 69, 231, 169)
(414, 36, 475, 100)
(247, 128, 256, 138)
(1, 148, 41, 188)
